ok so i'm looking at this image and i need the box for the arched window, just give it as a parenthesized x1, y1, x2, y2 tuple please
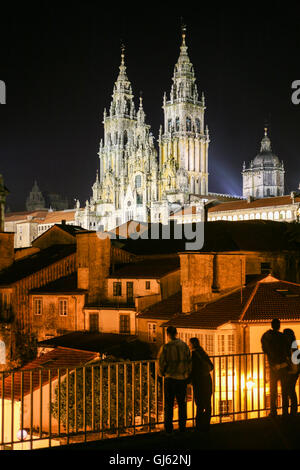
(268, 212, 273, 220)
(250, 213, 255, 220)
(186, 117, 192, 132)
(233, 215, 238, 221)
(286, 210, 292, 219)
(274, 211, 279, 220)
(168, 119, 172, 133)
(256, 213, 261, 220)
(135, 175, 142, 188)
(280, 211, 285, 220)
(244, 214, 249, 220)
(196, 118, 201, 134)
(176, 117, 180, 132)
(124, 130, 128, 145)
(262, 212, 267, 220)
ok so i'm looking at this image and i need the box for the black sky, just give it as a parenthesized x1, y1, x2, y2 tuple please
(1, 1, 300, 210)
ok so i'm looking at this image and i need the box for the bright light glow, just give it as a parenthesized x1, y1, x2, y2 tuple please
(246, 379, 256, 390)
(17, 429, 28, 441)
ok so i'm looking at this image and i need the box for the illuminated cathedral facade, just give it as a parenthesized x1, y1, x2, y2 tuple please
(75, 28, 210, 230)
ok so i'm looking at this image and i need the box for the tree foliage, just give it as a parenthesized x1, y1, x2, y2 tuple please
(51, 360, 158, 432)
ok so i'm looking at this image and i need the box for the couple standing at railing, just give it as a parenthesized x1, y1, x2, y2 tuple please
(157, 326, 214, 435)
(261, 318, 300, 418)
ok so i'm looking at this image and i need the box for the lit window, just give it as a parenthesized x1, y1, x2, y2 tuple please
(219, 400, 233, 416)
(228, 335, 235, 354)
(262, 212, 267, 220)
(148, 323, 157, 342)
(218, 335, 225, 354)
(33, 298, 42, 315)
(286, 210, 292, 219)
(268, 212, 273, 220)
(59, 299, 68, 316)
(256, 213, 261, 219)
(233, 215, 238, 221)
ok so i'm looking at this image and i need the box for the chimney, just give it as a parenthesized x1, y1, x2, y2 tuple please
(76, 232, 111, 304)
(0, 232, 14, 271)
(179, 252, 246, 313)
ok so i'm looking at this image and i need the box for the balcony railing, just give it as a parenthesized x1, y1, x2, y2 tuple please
(0, 352, 298, 450)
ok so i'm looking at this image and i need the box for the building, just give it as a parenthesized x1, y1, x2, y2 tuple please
(5, 209, 77, 248)
(162, 274, 300, 357)
(207, 193, 300, 223)
(76, 27, 210, 231)
(242, 129, 285, 199)
(26, 180, 69, 212)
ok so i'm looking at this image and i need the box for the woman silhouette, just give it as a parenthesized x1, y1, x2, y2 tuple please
(188, 338, 214, 431)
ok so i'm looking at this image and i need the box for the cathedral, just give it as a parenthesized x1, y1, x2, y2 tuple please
(76, 27, 210, 231)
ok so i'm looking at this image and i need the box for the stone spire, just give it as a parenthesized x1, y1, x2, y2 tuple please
(110, 44, 135, 118)
(171, 24, 198, 102)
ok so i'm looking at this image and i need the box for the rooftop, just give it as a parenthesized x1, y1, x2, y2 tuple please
(162, 275, 300, 329)
(0, 244, 76, 286)
(138, 292, 182, 319)
(37, 332, 152, 360)
(30, 273, 85, 294)
(108, 257, 180, 279)
(208, 195, 300, 213)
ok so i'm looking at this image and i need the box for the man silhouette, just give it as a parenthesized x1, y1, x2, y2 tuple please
(261, 318, 290, 417)
(158, 326, 192, 434)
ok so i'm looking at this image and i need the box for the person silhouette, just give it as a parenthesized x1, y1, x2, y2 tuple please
(283, 328, 300, 416)
(158, 326, 192, 434)
(261, 319, 290, 417)
(188, 337, 214, 432)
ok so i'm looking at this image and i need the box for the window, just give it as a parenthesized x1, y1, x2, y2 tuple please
(120, 315, 130, 334)
(89, 313, 99, 332)
(219, 400, 233, 416)
(33, 298, 42, 315)
(195, 118, 200, 133)
(135, 175, 142, 188)
(168, 119, 172, 132)
(59, 299, 68, 316)
(186, 116, 192, 131)
(0, 341, 5, 365)
(218, 335, 225, 354)
(175, 117, 180, 131)
(113, 282, 122, 297)
(136, 193, 143, 205)
(228, 335, 235, 354)
(261, 262, 271, 275)
(145, 281, 151, 290)
(148, 323, 157, 342)
(126, 282, 134, 303)
(205, 335, 214, 355)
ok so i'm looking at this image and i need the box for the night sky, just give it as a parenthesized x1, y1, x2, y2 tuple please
(1, 2, 300, 211)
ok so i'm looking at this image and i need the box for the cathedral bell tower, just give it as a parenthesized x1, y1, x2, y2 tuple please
(159, 25, 209, 201)
(98, 45, 137, 209)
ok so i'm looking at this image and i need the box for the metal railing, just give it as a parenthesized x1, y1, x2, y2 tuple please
(0, 352, 298, 450)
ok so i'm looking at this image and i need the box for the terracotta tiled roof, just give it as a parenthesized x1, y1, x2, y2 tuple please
(0, 244, 76, 285)
(108, 257, 180, 279)
(208, 195, 300, 213)
(241, 279, 300, 322)
(5, 211, 48, 222)
(0, 348, 99, 400)
(161, 276, 300, 330)
(138, 292, 182, 319)
(42, 210, 76, 224)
